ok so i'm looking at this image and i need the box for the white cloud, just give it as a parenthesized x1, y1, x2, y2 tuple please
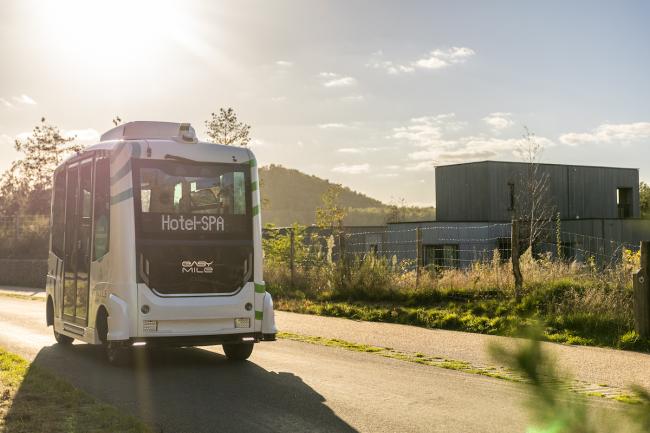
(559, 122, 650, 146)
(324, 76, 357, 88)
(275, 60, 293, 67)
(0, 98, 13, 109)
(367, 47, 475, 75)
(319, 72, 357, 88)
(332, 163, 370, 174)
(319, 123, 348, 129)
(414, 47, 475, 70)
(270, 96, 287, 102)
(391, 113, 465, 148)
(483, 112, 514, 132)
(337, 147, 381, 153)
(64, 128, 100, 143)
(12, 94, 37, 105)
(392, 113, 554, 165)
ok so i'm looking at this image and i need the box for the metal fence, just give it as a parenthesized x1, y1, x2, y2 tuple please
(264, 221, 641, 275)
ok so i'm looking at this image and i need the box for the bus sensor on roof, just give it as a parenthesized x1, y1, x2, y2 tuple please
(100, 121, 198, 143)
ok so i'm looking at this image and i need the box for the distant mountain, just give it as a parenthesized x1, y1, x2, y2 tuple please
(259, 164, 436, 226)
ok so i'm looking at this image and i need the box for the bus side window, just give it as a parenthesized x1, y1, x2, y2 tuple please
(51, 169, 66, 258)
(93, 158, 110, 260)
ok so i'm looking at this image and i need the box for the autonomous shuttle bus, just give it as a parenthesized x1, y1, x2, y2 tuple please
(45, 121, 276, 363)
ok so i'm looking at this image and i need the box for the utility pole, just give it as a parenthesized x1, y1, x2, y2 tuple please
(511, 220, 523, 302)
(634, 241, 650, 338)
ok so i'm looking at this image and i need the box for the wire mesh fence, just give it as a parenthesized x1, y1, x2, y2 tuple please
(264, 222, 640, 274)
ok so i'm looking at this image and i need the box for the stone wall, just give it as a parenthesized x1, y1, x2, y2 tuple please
(0, 259, 47, 288)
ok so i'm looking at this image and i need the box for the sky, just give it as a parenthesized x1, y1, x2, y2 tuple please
(1, 0, 649, 206)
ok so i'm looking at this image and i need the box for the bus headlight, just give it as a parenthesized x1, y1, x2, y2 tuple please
(235, 318, 250, 328)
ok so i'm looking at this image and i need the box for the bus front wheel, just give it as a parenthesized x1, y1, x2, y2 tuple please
(223, 343, 254, 361)
(53, 329, 74, 345)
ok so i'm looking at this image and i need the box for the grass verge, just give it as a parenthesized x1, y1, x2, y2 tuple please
(278, 331, 645, 405)
(275, 293, 650, 352)
(0, 347, 150, 433)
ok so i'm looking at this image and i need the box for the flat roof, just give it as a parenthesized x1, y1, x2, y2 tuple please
(435, 160, 639, 171)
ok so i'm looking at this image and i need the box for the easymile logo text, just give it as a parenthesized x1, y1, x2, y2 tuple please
(182, 260, 214, 273)
(161, 215, 225, 232)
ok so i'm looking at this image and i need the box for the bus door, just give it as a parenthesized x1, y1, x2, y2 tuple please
(62, 159, 93, 325)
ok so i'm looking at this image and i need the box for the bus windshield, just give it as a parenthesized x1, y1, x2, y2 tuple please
(134, 160, 251, 239)
(139, 162, 246, 215)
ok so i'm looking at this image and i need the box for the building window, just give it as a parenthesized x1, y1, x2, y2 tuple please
(497, 238, 511, 261)
(508, 182, 515, 211)
(423, 244, 459, 269)
(617, 187, 632, 218)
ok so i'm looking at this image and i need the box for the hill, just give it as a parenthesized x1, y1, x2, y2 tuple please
(259, 164, 436, 226)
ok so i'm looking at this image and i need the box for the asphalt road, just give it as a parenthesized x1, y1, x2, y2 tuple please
(0, 296, 636, 433)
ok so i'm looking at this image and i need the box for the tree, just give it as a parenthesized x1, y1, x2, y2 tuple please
(0, 118, 82, 215)
(640, 181, 650, 219)
(510, 127, 555, 300)
(386, 197, 408, 223)
(316, 185, 347, 231)
(513, 127, 555, 250)
(204, 107, 251, 146)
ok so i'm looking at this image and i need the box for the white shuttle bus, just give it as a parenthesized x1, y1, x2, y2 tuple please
(45, 121, 276, 364)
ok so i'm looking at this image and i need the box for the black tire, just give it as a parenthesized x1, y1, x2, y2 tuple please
(106, 341, 132, 366)
(53, 329, 74, 345)
(223, 343, 254, 361)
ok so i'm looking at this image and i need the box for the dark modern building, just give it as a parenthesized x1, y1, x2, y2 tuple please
(435, 161, 640, 222)
(345, 161, 650, 269)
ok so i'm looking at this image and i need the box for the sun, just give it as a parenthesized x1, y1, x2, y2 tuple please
(29, 0, 215, 83)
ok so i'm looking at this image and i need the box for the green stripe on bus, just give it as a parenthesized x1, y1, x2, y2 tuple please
(252, 205, 259, 216)
(109, 141, 142, 185)
(249, 159, 256, 167)
(254, 283, 265, 293)
(110, 188, 133, 205)
(110, 160, 131, 186)
(251, 181, 258, 192)
(255, 311, 263, 320)
(131, 141, 141, 158)
(110, 142, 126, 163)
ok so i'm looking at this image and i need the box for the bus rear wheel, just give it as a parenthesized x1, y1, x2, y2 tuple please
(223, 343, 254, 361)
(53, 329, 74, 345)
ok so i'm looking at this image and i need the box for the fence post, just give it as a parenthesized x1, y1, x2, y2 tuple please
(14, 215, 19, 242)
(634, 241, 650, 338)
(415, 227, 422, 288)
(511, 219, 523, 302)
(289, 228, 295, 288)
(338, 231, 347, 279)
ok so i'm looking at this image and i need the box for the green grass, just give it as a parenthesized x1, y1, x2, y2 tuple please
(275, 289, 650, 352)
(0, 347, 151, 433)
